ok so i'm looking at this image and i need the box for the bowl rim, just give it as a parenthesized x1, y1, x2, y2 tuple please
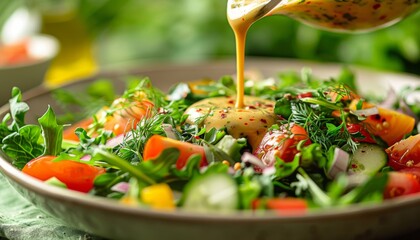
(1, 58, 420, 223)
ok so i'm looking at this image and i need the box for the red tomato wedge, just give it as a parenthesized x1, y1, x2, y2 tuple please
(253, 198, 308, 215)
(346, 123, 376, 144)
(254, 124, 311, 166)
(22, 156, 105, 193)
(384, 172, 420, 199)
(386, 134, 420, 170)
(399, 168, 420, 183)
(350, 100, 415, 146)
(63, 96, 154, 141)
(143, 135, 207, 170)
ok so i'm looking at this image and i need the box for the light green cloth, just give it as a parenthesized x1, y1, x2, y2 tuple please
(0, 174, 105, 240)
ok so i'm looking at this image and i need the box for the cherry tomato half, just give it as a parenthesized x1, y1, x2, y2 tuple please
(383, 172, 420, 199)
(254, 124, 311, 166)
(386, 134, 420, 170)
(22, 156, 105, 193)
(399, 168, 420, 183)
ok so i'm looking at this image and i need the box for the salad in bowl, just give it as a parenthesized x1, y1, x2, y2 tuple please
(1, 65, 420, 216)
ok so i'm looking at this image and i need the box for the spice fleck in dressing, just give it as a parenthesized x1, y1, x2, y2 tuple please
(185, 96, 277, 150)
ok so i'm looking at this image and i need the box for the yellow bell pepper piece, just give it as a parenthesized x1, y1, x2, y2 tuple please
(141, 183, 175, 210)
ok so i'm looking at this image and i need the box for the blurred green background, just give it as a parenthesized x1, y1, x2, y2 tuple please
(1, 0, 420, 75)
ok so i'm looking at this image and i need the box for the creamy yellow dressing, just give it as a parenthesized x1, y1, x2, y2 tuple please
(185, 96, 277, 150)
(270, 0, 420, 31)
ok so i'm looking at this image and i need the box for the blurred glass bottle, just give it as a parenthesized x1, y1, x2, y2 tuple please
(30, 0, 97, 86)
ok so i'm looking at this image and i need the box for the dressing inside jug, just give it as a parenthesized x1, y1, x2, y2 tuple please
(227, 0, 419, 108)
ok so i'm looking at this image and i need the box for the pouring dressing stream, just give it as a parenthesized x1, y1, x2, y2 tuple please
(228, 0, 420, 108)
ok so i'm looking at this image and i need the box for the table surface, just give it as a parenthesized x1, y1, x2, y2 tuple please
(0, 173, 105, 240)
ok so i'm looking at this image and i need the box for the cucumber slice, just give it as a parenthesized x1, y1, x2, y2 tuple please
(348, 143, 387, 176)
(181, 173, 239, 212)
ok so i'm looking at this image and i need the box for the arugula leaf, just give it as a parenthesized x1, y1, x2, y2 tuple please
(172, 154, 202, 179)
(272, 155, 300, 180)
(92, 172, 130, 198)
(238, 174, 262, 209)
(293, 168, 332, 207)
(9, 88, 29, 129)
(338, 174, 388, 205)
(38, 106, 63, 156)
(138, 148, 179, 180)
(52, 152, 94, 165)
(94, 147, 156, 185)
(0, 113, 13, 144)
(299, 143, 327, 169)
(326, 173, 349, 202)
(203, 128, 226, 145)
(203, 162, 230, 175)
(0, 88, 53, 169)
(215, 135, 246, 162)
(76, 127, 114, 150)
(203, 142, 235, 165)
(1, 125, 44, 169)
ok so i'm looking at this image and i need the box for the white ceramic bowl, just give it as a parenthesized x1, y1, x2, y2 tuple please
(0, 34, 59, 105)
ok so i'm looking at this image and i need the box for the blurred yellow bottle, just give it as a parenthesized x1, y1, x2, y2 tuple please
(38, 1, 97, 86)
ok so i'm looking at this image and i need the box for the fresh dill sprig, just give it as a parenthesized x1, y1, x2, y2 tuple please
(115, 111, 168, 163)
(115, 98, 189, 162)
(290, 100, 358, 153)
(121, 77, 167, 109)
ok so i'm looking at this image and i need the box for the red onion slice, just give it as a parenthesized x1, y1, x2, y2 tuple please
(162, 124, 178, 140)
(105, 134, 125, 148)
(327, 147, 350, 179)
(352, 107, 379, 118)
(111, 182, 130, 193)
(80, 155, 91, 161)
(241, 152, 266, 170)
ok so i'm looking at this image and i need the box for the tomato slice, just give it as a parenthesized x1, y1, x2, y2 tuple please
(143, 135, 207, 170)
(350, 100, 415, 146)
(253, 124, 311, 166)
(252, 198, 308, 215)
(400, 168, 420, 183)
(386, 134, 420, 170)
(384, 172, 420, 199)
(22, 156, 105, 193)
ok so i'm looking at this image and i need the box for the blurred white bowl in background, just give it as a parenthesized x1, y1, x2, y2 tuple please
(0, 34, 59, 105)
